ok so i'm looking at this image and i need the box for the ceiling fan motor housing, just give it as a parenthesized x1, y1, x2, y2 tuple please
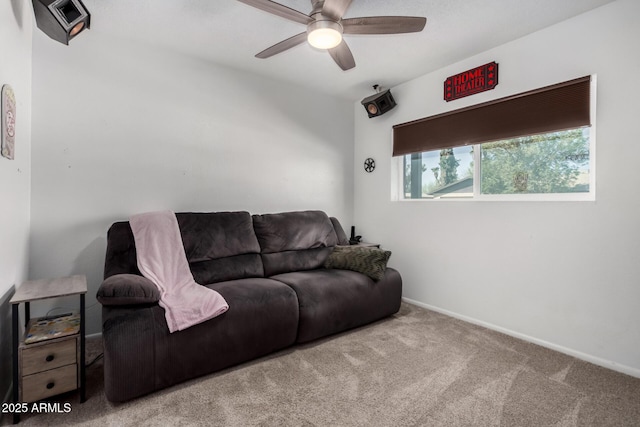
(311, 0, 325, 14)
(361, 89, 397, 118)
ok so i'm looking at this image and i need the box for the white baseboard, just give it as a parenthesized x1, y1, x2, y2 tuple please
(402, 297, 640, 379)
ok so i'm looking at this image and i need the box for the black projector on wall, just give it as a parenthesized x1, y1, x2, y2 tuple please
(361, 85, 397, 118)
(32, 0, 91, 45)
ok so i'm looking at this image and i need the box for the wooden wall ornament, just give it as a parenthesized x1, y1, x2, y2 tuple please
(444, 62, 498, 102)
(2, 84, 16, 160)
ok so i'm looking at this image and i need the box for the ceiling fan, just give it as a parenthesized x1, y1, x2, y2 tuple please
(237, 0, 427, 70)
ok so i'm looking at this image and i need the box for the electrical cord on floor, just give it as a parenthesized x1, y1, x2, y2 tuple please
(86, 352, 104, 367)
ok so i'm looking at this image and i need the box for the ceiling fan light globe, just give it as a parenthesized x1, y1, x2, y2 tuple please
(308, 28, 342, 49)
(307, 20, 343, 49)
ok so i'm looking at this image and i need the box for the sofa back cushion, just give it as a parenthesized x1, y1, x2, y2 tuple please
(330, 217, 350, 245)
(176, 212, 263, 284)
(252, 210, 338, 276)
(104, 211, 264, 284)
(104, 221, 142, 279)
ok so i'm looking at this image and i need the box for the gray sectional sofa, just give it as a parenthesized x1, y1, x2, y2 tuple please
(97, 210, 402, 402)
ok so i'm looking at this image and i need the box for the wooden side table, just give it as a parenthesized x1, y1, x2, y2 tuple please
(9, 275, 87, 424)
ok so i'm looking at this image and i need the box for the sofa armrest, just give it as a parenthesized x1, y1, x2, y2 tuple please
(97, 274, 160, 306)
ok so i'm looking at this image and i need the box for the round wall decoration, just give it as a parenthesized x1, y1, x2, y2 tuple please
(364, 157, 375, 173)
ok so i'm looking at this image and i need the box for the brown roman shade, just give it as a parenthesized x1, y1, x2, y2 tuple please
(392, 76, 592, 157)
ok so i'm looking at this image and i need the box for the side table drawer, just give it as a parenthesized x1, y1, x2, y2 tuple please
(22, 339, 77, 376)
(22, 364, 78, 403)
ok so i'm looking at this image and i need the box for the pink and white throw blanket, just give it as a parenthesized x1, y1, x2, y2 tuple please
(129, 210, 229, 333)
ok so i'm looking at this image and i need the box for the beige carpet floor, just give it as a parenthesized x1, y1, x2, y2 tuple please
(5, 303, 640, 426)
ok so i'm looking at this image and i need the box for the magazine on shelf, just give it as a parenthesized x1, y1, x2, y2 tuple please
(24, 313, 80, 344)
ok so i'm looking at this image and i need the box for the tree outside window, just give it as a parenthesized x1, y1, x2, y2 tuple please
(402, 127, 590, 199)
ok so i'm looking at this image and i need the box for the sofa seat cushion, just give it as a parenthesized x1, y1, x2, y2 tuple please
(270, 268, 402, 343)
(158, 278, 299, 385)
(103, 277, 299, 402)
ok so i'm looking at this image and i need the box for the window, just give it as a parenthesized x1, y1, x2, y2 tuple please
(394, 76, 595, 201)
(403, 146, 474, 199)
(402, 127, 592, 199)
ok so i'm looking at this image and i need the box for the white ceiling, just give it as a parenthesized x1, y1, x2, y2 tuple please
(87, 0, 616, 101)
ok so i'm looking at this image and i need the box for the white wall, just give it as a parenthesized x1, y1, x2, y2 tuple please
(354, 0, 640, 376)
(0, 0, 32, 304)
(0, 0, 33, 410)
(30, 17, 354, 334)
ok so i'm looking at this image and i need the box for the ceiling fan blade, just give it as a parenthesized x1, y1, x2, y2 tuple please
(342, 16, 427, 35)
(255, 32, 308, 59)
(328, 40, 356, 71)
(322, 0, 353, 21)
(237, 0, 313, 25)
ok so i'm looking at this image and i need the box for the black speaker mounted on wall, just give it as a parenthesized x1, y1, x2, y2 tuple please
(32, 0, 91, 45)
(361, 85, 397, 119)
